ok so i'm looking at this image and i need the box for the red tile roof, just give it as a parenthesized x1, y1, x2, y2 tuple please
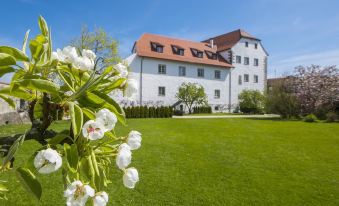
(203, 29, 260, 52)
(134, 33, 233, 68)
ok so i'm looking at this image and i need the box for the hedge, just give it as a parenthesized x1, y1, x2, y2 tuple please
(123, 106, 173, 118)
(193, 106, 212, 114)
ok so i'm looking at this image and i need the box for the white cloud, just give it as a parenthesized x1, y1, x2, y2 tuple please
(269, 49, 339, 77)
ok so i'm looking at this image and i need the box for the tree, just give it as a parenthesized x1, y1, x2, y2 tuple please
(0, 16, 142, 204)
(70, 25, 120, 67)
(238, 90, 265, 114)
(293, 65, 339, 117)
(176, 83, 208, 114)
(265, 80, 300, 118)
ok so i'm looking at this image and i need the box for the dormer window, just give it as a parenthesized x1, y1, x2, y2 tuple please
(205, 51, 218, 60)
(191, 48, 203, 58)
(151, 42, 164, 53)
(172, 45, 184, 56)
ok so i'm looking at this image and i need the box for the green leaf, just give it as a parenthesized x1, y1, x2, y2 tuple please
(78, 91, 126, 125)
(33, 99, 43, 119)
(0, 94, 15, 109)
(0, 46, 29, 62)
(48, 130, 69, 145)
(82, 107, 95, 120)
(0, 86, 33, 100)
(64, 144, 79, 172)
(29, 35, 47, 62)
(22, 30, 30, 54)
(16, 167, 42, 200)
(2, 134, 25, 168)
(0, 53, 16, 66)
(15, 78, 60, 95)
(38, 16, 49, 37)
(0, 66, 15, 77)
(68, 102, 83, 138)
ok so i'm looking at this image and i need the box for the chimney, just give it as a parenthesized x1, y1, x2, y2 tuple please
(210, 39, 214, 48)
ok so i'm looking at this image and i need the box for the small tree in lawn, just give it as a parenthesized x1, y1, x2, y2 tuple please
(176, 83, 208, 114)
(0, 16, 142, 205)
(238, 90, 265, 114)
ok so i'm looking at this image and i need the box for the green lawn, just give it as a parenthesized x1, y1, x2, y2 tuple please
(0, 119, 339, 205)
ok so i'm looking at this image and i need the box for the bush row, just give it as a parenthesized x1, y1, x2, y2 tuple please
(123, 106, 173, 118)
(193, 106, 212, 114)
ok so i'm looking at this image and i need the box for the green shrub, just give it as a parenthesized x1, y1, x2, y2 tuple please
(303, 114, 318, 122)
(239, 90, 265, 114)
(326, 112, 338, 123)
(174, 110, 184, 116)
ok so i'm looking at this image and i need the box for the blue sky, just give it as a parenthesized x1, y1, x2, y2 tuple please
(1, 0, 339, 82)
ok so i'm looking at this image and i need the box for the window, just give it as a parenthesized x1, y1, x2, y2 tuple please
(255, 43, 258, 49)
(172, 45, 184, 56)
(254, 75, 259, 83)
(158, 87, 165, 96)
(245, 42, 249, 47)
(214, 106, 219, 111)
(214, 70, 221, 79)
(244, 57, 249, 65)
(236, 55, 241, 64)
(158, 64, 166, 74)
(191, 48, 203, 58)
(206, 51, 218, 60)
(214, 90, 220, 99)
(151, 42, 163, 53)
(179, 66, 186, 76)
(211, 53, 217, 60)
(197, 68, 204, 77)
(254, 58, 259, 66)
(238, 75, 242, 85)
(244, 74, 249, 82)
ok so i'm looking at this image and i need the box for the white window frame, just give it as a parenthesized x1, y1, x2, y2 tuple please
(158, 86, 165, 96)
(244, 74, 249, 82)
(197, 68, 204, 77)
(244, 57, 249, 65)
(214, 70, 221, 79)
(238, 75, 242, 85)
(254, 58, 259, 66)
(214, 89, 220, 99)
(158, 64, 166, 74)
(179, 66, 186, 76)
(236, 55, 241, 64)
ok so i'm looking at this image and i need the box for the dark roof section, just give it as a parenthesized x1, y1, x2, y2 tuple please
(202, 29, 261, 52)
(134, 33, 233, 68)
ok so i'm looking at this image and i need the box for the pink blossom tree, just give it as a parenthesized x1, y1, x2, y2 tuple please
(293, 65, 339, 115)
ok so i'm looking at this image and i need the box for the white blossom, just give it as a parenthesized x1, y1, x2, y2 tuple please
(126, 131, 142, 150)
(93, 191, 108, 206)
(123, 168, 139, 189)
(124, 79, 138, 100)
(116, 143, 131, 169)
(53, 46, 95, 71)
(115, 63, 128, 78)
(82, 120, 106, 140)
(64, 180, 95, 206)
(34, 148, 62, 174)
(75, 56, 94, 71)
(81, 49, 96, 61)
(96, 108, 117, 132)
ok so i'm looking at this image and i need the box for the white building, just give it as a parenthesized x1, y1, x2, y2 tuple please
(122, 29, 268, 112)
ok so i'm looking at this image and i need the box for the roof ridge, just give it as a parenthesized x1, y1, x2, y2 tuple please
(142, 33, 209, 46)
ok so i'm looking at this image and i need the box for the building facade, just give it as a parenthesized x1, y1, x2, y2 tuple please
(120, 29, 268, 112)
